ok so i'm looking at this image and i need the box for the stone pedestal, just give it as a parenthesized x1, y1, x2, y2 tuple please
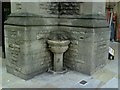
(47, 40, 70, 72)
(54, 53, 63, 71)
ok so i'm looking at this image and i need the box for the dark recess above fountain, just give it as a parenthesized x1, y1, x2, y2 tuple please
(48, 31, 74, 41)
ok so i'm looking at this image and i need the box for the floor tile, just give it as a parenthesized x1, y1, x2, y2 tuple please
(101, 77, 118, 88)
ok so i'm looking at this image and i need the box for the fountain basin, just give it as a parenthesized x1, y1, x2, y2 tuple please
(48, 40, 70, 53)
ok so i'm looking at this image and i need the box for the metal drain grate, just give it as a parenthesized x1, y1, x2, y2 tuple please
(79, 80, 87, 85)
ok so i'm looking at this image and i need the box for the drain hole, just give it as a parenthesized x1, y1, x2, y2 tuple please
(80, 37, 84, 39)
(79, 80, 87, 85)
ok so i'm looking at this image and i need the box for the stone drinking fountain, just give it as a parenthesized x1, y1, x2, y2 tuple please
(4, 2, 110, 80)
(47, 31, 70, 73)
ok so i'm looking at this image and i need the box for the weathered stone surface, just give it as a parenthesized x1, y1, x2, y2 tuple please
(5, 2, 110, 79)
(4, 13, 54, 79)
(4, 13, 58, 26)
(47, 36, 70, 72)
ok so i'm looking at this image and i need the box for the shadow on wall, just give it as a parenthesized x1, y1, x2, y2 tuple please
(2, 2, 11, 57)
(48, 30, 74, 41)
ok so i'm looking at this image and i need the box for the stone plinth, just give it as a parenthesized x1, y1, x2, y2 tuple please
(47, 40, 70, 72)
(4, 12, 57, 80)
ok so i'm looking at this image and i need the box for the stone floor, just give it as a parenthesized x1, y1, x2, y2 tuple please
(0, 42, 119, 89)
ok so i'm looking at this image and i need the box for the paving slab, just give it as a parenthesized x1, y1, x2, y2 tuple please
(92, 67, 116, 83)
(105, 60, 118, 74)
(101, 77, 118, 88)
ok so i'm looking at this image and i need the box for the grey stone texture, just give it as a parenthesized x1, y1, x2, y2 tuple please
(47, 40, 70, 72)
(4, 13, 56, 80)
(4, 2, 110, 79)
(11, 2, 105, 15)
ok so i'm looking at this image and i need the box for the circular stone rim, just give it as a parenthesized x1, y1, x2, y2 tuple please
(47, 40, 70, 46)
